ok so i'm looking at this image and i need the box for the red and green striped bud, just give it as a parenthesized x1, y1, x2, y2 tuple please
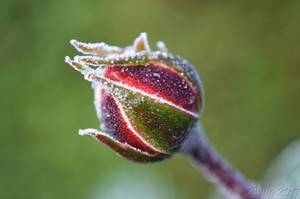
(65, 33, 204, 163)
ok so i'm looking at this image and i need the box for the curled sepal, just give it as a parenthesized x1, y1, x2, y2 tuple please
(79, 129, 170, 163)
(133, 32, 151, 53)
(70, 40, 124, 57)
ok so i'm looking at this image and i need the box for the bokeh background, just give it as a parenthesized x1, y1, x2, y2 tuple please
(1, 0, 300, 198)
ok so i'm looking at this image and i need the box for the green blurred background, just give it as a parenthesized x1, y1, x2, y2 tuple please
(1, 0, 300, 198)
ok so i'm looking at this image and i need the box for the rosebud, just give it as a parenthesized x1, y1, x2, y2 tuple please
(65, 33, 204, 163)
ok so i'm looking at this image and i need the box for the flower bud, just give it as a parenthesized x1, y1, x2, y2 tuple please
(65, 33, 204, 163)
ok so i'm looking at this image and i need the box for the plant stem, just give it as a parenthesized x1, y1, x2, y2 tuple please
(181, 123, 261, 199)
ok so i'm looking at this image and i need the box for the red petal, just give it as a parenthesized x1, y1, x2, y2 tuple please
(99, 91, 160, 155)
(104, 62, 198, 113)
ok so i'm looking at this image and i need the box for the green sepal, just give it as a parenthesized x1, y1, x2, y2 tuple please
(96, 133, 170, 163)
(111, 85, 197, 153)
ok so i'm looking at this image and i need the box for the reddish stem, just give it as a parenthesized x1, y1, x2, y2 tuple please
(181, 123, 262, 199)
